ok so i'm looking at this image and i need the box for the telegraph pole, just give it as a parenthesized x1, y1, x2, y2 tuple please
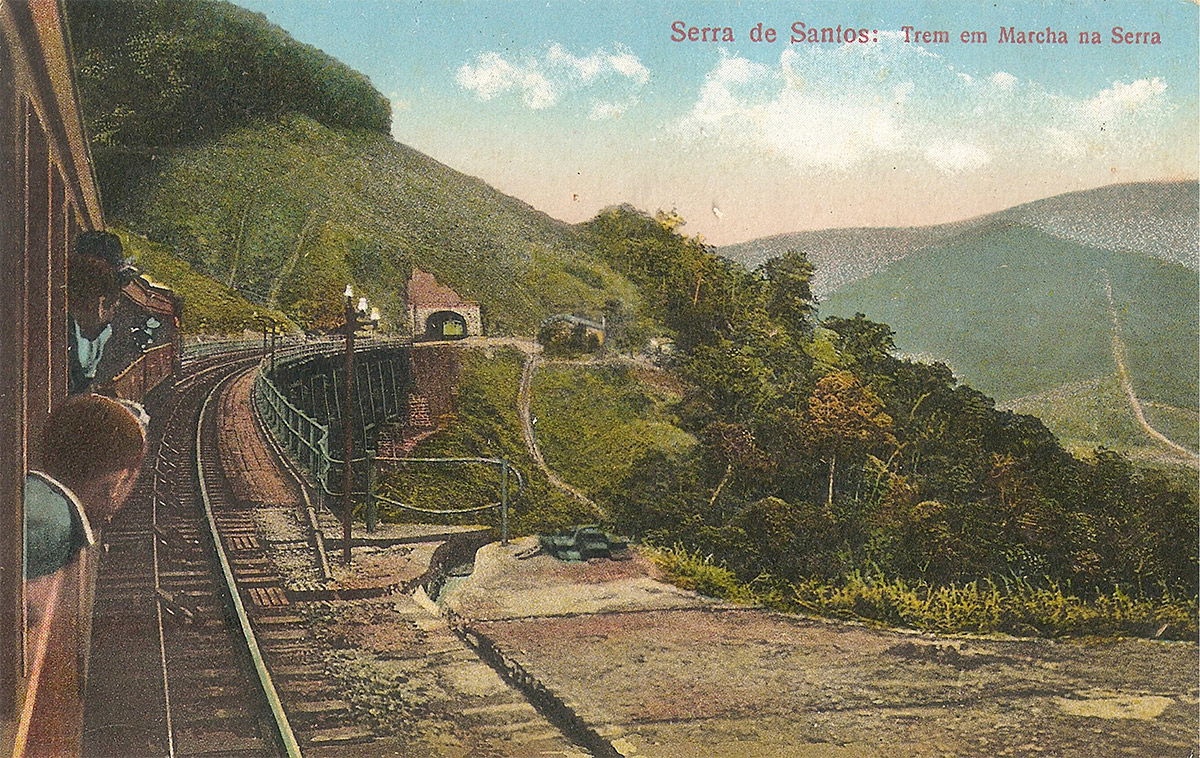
(340, 295, 356, 565)
(335, 286, 379, 565)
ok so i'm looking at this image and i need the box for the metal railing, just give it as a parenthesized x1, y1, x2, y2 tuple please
(181, 335, 268, 363)
(374, 456, 525, 544)
(252, 340, 524, 542)
(253, 365, 341, 492)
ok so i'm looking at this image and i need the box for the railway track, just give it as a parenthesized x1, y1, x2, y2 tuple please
(86, 354, 371, 756)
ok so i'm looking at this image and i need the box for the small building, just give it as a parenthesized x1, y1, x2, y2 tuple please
(538, 313, 606, 354)
(406, 268, 482, 340)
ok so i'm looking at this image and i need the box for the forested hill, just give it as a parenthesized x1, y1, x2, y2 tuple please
(69, 0, 390, 200)
(67, 0, 636, 333)
(821, 225, 1198, 407)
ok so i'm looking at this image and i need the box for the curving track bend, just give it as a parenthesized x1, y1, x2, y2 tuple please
(85, 354, 372, 757)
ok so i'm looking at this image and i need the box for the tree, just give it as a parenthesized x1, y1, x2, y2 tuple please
(760, 250, 817, 336)
(700, 421, 772, 509)
(806, 371, 894, 510)
(822, 314, 895, 375)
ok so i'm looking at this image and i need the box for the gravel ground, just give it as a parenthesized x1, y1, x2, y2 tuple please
(448, 539, 1199, 758)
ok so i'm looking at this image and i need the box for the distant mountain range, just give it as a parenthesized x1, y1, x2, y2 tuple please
(719, 181, 1198, 298)
(814, 216, 1197, 463)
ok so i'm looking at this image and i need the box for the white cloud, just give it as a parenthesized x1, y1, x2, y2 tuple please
(608, 50, 651, 87)
(456, 52, 558, 109)
(989, 71, 1017, 91)
(677, 47, 912, 170)
(456, 43, 648, 116)
(674, 44, 1175, 177)
(1080, 78, 1167, 122)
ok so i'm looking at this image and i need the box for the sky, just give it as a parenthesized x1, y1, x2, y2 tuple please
(233, 0, 1198, 245)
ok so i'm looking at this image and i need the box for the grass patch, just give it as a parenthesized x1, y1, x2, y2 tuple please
(378, 348, 592, 535)
(116, 226, 293, 335)
(1008, 375, 1199, 467)
(649, 544, 1198, 641)
(530, 361, 696, 500)
(1143, 401, 1200, 454)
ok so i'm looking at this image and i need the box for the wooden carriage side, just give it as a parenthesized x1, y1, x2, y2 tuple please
(0, 2, 181, 754)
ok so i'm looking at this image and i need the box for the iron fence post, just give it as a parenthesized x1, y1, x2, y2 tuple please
(341, 313, 355, 566)
(366, 448, 377, 533)
(500, 460, 509, 546)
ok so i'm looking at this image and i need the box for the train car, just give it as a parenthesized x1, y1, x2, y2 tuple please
(0, 2, 181, 755)
(102, 273, 183, 402)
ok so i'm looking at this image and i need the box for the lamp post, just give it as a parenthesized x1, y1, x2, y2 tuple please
(334, 285, 379, 565)
(255, 314, 280, 371)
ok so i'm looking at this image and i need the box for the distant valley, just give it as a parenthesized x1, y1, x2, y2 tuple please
(723, 182, 1199, 463)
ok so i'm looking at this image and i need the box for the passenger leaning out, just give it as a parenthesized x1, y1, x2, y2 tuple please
(67, 238, 125, 395)
(25, 394, 148, 601)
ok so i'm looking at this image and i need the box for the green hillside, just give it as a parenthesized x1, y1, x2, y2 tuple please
(115, 227, 293, 334)
(1007, 375, 1198, 466)
(69, 0, 390, 201)
(821, 224, 1198, 409)
(69, 0, 636, 334)
(531, 363, 696, 500)
(115, 115, 636, 333)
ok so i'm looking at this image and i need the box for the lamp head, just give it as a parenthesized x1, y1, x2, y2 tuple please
(344, 284, 354, 298)
(357, 297, 369, 314)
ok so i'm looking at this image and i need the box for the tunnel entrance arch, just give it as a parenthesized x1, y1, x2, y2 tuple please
(425, 310, 468, 340)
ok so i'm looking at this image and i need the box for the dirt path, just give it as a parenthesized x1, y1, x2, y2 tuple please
(517, 352, 606, 519)
(1103, 271, 1199, 467)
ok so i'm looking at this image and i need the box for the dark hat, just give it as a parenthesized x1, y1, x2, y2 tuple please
(75, 230, 135, 285)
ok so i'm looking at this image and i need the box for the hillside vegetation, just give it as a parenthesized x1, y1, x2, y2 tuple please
(115, 227, 293, 334)
(565, 207, 1197, 636)
(1007, 375, 1199, 473)
(116, 115, 637, 333)
(530, 362, 696, 499)
(821, 225, 1198, 408)
(68, 0, 637, 334)
(377, 349, 592, 535)
(69, 0, 389, 201)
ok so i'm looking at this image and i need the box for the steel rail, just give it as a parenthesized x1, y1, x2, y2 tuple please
(196, 369, 303, 758)
(150, 403, 182, 758)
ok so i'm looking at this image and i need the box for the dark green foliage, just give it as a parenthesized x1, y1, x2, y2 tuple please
(67, 0, 389, 200)
(761, 250, 817, 336)
(537, 320, 600, 357)
(377, 350, 592, 535)
(578, 206, 1197, 621)
(821, 224, 1198, 408)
